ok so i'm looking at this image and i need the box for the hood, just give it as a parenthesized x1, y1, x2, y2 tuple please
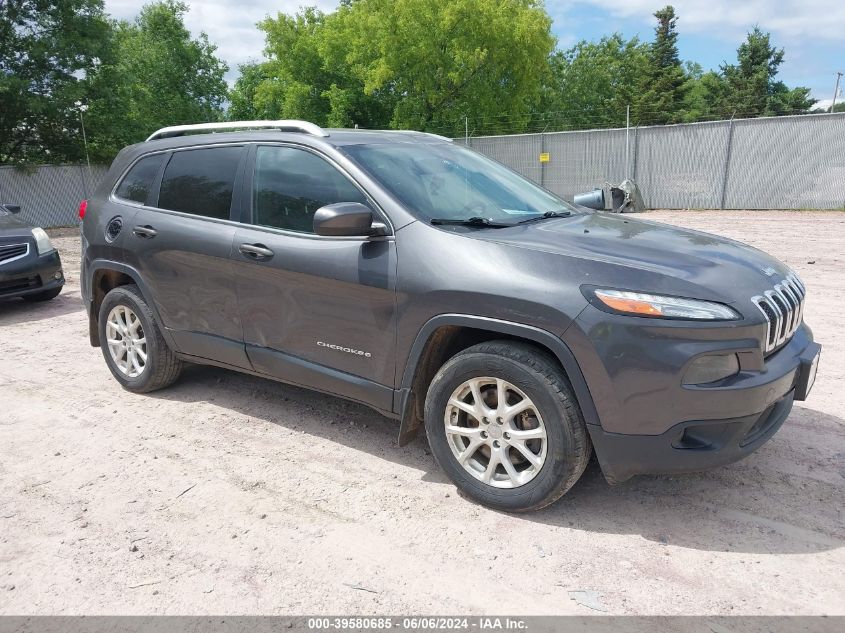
(0, 212, 34, 239)
(479, 212, 791, 303)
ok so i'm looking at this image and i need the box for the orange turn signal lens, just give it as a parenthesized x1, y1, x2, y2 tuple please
(594, 292, 663, 316)
(592, 289, 741, 320)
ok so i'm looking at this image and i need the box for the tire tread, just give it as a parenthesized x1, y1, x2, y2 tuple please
(99, 284, 182, 393)
(425, 340, 592, 512)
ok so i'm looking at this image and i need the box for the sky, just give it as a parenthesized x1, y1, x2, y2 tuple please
(104, 0, 845, 110)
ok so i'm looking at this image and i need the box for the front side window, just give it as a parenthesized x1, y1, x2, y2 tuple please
(115, 154, 165, 204)
(343, 143, 574, 223)
(252, 146, 367, 233)
(158, 146, 243, 220)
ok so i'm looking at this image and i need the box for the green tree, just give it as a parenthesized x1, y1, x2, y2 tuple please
(331, 0, 555, 134)
(228, 62, 268, 120)
(543, 34, 649, 130)
(681, 62, 727, 122)
(85, 1, 229, 160)
(243, 0, 555, 135)
(719, 28, 814, 117)
(812, 101, 845, 114)
(247, 7, 392, 127)
(634, 5, 688, 125)
(0, 0, 111, 164)
(253, 8, 334, 122)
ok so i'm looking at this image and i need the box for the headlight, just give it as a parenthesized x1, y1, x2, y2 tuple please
(592, 289, 740, 320)
(31, 227, 54, 255)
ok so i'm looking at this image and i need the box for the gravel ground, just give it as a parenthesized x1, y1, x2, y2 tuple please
(0, 210, 843, 615)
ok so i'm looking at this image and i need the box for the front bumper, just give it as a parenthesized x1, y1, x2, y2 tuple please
(0, 249, 64, 299)
(564, 305, 820, 482)
(589, 389, 797, 483)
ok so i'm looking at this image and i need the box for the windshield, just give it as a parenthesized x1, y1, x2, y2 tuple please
(342, 142, 574, 223)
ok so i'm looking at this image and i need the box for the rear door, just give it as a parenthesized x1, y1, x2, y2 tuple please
(230, 144, 397, 411)
(120, 144, 250, 369)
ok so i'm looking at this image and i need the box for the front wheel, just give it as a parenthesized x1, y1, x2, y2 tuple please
(424, 341, 591, 512)
(98, 284, 182, 393)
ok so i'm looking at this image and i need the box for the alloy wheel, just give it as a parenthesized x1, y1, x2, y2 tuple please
(105, 305, 147, 378)
(444, 377, 548, 488)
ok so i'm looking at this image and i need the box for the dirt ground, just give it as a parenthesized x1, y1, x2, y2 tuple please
(0, 210, 843, 616)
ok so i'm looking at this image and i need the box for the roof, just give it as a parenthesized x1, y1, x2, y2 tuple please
(99, 126, 454, 202)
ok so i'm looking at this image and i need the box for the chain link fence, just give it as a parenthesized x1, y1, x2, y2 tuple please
(463, 112, 845, 210)
(0, 164, 109, 228)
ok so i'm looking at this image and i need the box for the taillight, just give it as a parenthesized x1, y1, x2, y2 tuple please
(78, 199, 88, 220)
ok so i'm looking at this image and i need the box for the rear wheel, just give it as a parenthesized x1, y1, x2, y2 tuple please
(98, 284, 182, 393)
(424, 341, 591, 512)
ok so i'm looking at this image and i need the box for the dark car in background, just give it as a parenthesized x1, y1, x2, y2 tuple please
(0, 203, 64, 302)
(79, 120, 820, 512)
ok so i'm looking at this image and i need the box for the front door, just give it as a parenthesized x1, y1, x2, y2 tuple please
(230, 144, 397, 412)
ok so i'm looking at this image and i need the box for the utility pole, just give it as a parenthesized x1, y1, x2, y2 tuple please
(831, 72, 843, 113)
(75, 101, 92, 198)
(465, 116, 469, 146)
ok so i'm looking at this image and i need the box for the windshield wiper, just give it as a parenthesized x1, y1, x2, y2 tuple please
(516, 210, 572, 224)
(429, 217, 513, 228)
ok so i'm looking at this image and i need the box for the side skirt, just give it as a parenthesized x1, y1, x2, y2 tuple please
(174, 346, 398, 421)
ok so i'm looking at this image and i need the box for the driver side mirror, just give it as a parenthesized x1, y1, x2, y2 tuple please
(1, 203, 21, 214)
(313, 202, 388, 237)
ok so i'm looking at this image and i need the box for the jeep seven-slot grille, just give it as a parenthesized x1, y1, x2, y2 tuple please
(0, 243, 29, 264)
(752, 272, 805, 354)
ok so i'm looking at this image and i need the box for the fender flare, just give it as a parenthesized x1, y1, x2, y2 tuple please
(86, 259, 178, 350)
(397, 314, 600, 443)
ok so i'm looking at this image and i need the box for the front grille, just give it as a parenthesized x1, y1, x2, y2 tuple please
(0, 275, 41, 293)
(752, 272, 806, 354)
(0, 243, 29, 265)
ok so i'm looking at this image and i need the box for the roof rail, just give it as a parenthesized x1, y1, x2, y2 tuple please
(378, 129, 454, 143)
(145, 120, 329, 142)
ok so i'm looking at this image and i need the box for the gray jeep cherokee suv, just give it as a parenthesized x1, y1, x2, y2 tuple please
(80, 120, 821, 512)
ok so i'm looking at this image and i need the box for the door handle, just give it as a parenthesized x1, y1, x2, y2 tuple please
(133, 225, 157, 238)
(239, 243, 274, 259)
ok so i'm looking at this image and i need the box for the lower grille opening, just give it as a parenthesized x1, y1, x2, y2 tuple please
(0, 276, 41, 293)
(740, 402, 782, 447)
(673, 422, 732, 450)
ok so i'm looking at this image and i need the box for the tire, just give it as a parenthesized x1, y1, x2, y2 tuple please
(23, 287, 61, 302)
(424, 340, 591, 512)
(98, 284, 182, 393)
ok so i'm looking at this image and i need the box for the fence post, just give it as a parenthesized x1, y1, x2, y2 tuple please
(625, 105, 630, 179)
(719, 116, 735, 210)
(540, 131, 546, 188)
(632, 126, 639, 181)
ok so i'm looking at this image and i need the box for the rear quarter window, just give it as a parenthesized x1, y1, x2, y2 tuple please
(157, 146, 243, 220)
(114, 154, 165, 204)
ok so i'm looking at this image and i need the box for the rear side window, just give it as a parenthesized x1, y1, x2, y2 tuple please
(114, 154, 164, 204)
(158, 147, 243, 220)
(252, 146, 367, 233)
